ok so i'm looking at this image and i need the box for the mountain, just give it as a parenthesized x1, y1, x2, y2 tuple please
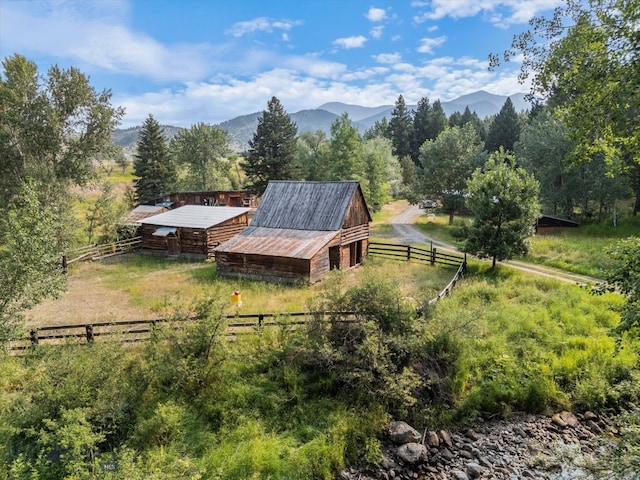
(112, 90, 532, 153)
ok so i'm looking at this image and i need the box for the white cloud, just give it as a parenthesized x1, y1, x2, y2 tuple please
(373, 52, 402, 64)
(333, 35, 367, 49)
(365, 7, 387, 22)
(226, 17, 302, 37)
(370, 25, 384, 39)
(417, 36, 447, 54)
(412, 0, 563, 27)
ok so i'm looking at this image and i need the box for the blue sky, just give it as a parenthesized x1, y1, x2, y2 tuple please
(0, 0, 563, 128)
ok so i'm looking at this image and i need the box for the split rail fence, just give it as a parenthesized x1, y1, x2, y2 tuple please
(14, 241, 467, 352)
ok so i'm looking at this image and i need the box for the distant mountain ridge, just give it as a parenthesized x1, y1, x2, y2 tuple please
(113, 90, 530, 153)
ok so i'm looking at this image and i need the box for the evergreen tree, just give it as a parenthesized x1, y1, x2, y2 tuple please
(387, 95, 414, 160)
(411, 97, 432, 164)
(485, 97, 521, 153)
(133, 115, 176, 205)
(243, 97, 299, 194)
(464, 149, 541, 268)
(424, 99, 448, 142)
(448, 111, 464, 128)
(363, 118, 390, 140)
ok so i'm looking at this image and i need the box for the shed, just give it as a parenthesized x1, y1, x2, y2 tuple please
(139, 205, 250, 258)
(121, 205, 169, 226)
(154, 190, 259, 208)
(535, 215, 579, 235)
(215, 181, 372, 284)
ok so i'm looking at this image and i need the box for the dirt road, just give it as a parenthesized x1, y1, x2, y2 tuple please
(389, 205, 603, 286)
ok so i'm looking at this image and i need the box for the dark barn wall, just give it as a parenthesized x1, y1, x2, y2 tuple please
(215, 252, 313, 284)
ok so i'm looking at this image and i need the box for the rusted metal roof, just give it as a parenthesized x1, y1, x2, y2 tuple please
(215, 226, 339, 259)
(251, 181, 370, 231)
(121, 205, 168, 225)
(139, 205, 250, 229)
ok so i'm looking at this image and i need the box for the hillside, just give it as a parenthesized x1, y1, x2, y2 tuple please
(112, 90, 531, 153)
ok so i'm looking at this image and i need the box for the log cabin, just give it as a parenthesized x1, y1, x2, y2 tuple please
(153, 190, 259, 208)
(139, 206, 250, 259)
(214, 181, 372, 284)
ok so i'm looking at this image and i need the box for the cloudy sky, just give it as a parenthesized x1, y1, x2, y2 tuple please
(0, 0, 563, 128)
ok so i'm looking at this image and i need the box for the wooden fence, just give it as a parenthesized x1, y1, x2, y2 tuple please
(368, 241, 464, 268)
(14, 241, 467, 352)
(62, 236, 142, 269)
(10, 312, 357, 352)
(367, 241, 467, 306)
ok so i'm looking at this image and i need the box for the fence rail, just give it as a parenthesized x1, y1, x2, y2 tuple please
(11, 312, 357, 352)
(368, 241, 464, 267)
(63, 237, 142, 267)
(15, 241, 467, 352)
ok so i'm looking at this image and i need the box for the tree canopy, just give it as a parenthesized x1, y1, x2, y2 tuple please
(0, 54, 124, 202)
(484, 98, 521, 153)
(464, 150, 541, 267)
(243, 96, 298, 194)
(491, 0, 640, 211)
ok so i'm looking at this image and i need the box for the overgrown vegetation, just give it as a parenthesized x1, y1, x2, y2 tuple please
(2, 258, 639, 478)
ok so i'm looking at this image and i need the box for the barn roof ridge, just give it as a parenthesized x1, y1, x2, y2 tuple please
(251, 180, 369, 231)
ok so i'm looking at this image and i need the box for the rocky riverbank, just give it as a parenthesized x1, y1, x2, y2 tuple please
(340, 410, 629, 479)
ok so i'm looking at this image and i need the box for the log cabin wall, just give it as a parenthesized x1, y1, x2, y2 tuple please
(140, 224, 173, 251)
(215, 252, 311, 284)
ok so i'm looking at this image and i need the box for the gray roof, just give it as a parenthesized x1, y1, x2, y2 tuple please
(139, 205, 250, 229)
(251, 181, 367, 231)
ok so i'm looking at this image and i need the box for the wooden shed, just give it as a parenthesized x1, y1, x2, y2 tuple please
(154, 190, 259, 208)
(139, 206, 250, 259)
(215, 181, 372, 284)
(535, 215, 579, 235)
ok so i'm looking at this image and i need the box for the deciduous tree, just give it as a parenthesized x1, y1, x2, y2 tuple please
(325, 113, 363, 181)
(243, 96, 299, 194)
(170, 122, 232, 191)
(464, 150, 541, 268)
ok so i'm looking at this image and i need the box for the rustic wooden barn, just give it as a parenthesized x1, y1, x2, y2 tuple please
(139, 206, 250, 258)
(154, 190, 259, 208)
(535, 215, 579, 234)
(215, 181, 372, 284)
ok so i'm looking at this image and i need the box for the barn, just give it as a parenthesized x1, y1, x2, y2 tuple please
(214, 181, 372, 284)
(139, 205, 250, 259)
(153, 190, 259, 208)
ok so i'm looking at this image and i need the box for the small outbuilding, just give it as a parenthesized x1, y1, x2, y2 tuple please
(139, 205, 250, 258)
(154, 190, 259, 208)
(535, 215, 579, 235)
(214, 181, 372, 284)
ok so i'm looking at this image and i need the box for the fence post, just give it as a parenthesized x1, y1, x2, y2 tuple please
(30, 329, 39, 346)
(406, 245, 411, 261)
(86, 324, 94, 343)
(61, 254, 68, 274)
(431, 247, 437, 266)
(258, 314, 263, 327)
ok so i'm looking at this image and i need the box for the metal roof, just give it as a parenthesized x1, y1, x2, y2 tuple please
(139, 205, 250, 229)
(215, 226, 339, 259)
(121, 205, 168, 225)
(251, 181, 368, 231)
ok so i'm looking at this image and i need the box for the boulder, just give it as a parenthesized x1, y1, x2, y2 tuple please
(389, 421, 421, 444)
(397, 442, 428, 464)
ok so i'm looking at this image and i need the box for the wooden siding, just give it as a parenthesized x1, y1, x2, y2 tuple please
(215, 252, 312, 284)
(141, 213, 249, 258)
(342, 190, 372, 229)
(156, 191, 258, 208)
(341, 224, 369, 245)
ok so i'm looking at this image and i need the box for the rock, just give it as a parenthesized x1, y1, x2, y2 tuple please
(466, 462, 485, 478)
(560, 411, 579, 428)
(459, 450, 474, 459)
(389, 421, 422, 444)
(452, 471, 469, 480)
(440, 448, 454, 460)
(465, 428, 481, 441)
(397, 443, 428, 464)
(584, 411, 598, 420)
(439, 430, 454, 448)
(551, 413, 568, 428)
(426, 431, 440, 447)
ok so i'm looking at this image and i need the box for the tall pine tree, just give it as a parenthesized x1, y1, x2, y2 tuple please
(411, 97, 432, 164)
(485, 97, 521, 153)
(388, 95, 414, 161)
(243, 96, 298, 194)
(133, 114, 176, 205)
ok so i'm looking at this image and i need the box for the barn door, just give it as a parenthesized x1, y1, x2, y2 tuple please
(167, 234, 180, 257)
